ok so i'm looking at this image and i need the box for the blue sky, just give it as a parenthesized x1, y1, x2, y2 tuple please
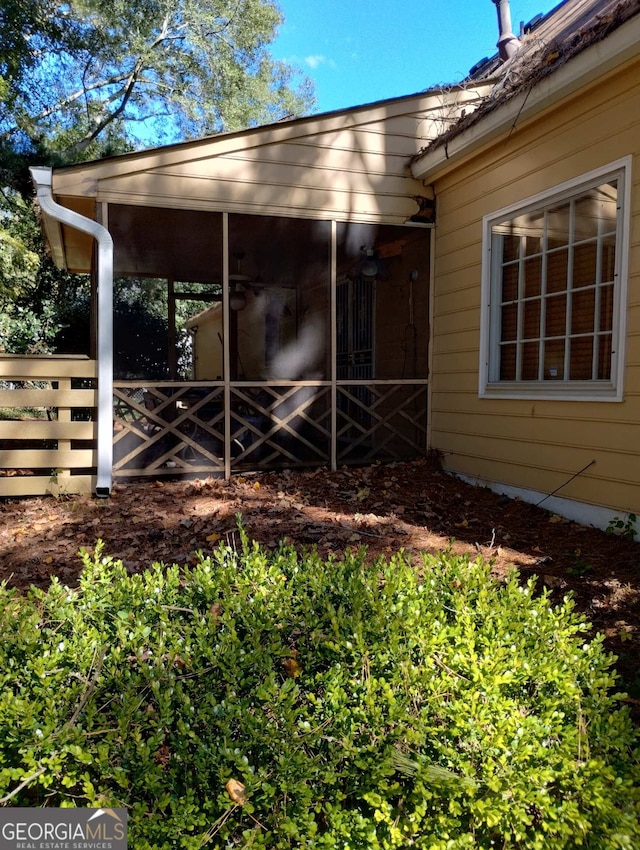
(271, 0, 557, 115)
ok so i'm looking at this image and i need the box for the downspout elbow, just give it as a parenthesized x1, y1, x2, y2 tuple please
(30, 166, 113, 254)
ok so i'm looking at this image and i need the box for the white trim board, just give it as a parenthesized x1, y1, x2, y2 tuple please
(452, 472, 636, 534)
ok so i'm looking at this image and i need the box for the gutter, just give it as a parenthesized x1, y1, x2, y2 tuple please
(30, 166, 114, 497)
(411, 10, 640, 182)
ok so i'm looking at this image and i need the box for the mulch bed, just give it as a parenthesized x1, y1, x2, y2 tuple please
(2, 457, 639, 709)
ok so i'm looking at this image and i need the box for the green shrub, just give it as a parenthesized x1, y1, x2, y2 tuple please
(0, 532, 638, 849)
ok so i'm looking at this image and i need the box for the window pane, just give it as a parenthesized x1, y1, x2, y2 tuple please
(544, 339, 565, 380)
(547, 248, 568, 293)
(574, 195, 601, 240)
(524, 256, 542, 297)
(518, 210, 544, 256)
(522, 341, 539, 380)
(545, 294, 566, 337)
(502, 263, 519, 302)
(501, 233, 520, 262)
(601, 238, 616, 283)
(500, 344, 517, 380)
(523, 299, 541, 339)
(572, 242, 597, 289)
(600, 284, 614, 332)
(501, 302, 518, 342)
(525, 235, 542, 256)
(598, 335, 612, 380)
(547, 202, 570, 248)
(569, 337, 594, 380)
(571, 289, 595, 334)
(574, 181, 618, 240)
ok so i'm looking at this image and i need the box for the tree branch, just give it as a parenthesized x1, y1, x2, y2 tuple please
(0, 71, 135, 142)
(65, 58, 145, 157)
(0, 766, 47, 805)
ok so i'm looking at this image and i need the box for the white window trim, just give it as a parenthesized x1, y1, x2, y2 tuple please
(479, 157, 632, 402)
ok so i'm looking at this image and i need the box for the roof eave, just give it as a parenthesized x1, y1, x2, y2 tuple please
(51, 85, 480, 187)
(41, 216, 68, 270)
(411, 11, 640, 182)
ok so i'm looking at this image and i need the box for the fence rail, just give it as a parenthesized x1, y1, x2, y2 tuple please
(0, 356, 97, 497)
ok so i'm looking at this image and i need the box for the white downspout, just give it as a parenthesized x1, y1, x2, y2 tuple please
(30, 166, 114, 497)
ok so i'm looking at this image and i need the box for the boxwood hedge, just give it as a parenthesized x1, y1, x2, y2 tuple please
(0, 531, 638, 849)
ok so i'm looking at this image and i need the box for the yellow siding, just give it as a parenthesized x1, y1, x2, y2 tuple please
(430, 59, 640, 516)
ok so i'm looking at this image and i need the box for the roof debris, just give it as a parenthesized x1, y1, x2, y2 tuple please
(416, 0, 640, 159)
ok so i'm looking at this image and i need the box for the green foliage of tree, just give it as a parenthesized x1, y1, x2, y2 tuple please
(0, 178, 80, 354)
(0, 202, 39, 303)
(2, 0, 314, 160)
(0, 0, 314, 356)
(0, 0, 78, 110)
(0, 303, 61, 354)
(54, 278, 196, 378)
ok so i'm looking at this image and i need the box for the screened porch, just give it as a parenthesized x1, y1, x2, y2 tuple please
(110, 207, 430, 480)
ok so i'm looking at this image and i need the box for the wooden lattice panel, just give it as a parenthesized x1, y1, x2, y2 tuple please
(230, 385, 331, 468)
(113, 383, 225, 478)
(336, 383, 427, 463)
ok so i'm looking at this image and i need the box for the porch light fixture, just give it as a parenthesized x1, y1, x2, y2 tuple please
(229, 288, 247, 311)
(360, 247, 379, 278)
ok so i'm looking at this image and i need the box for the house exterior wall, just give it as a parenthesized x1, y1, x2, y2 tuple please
(189, 305, 224, 380)
(429, 57, 640, 518)
(50, 88, 488, 275)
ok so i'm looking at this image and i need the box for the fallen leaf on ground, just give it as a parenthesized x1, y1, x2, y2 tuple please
(226, 779, 247, 805)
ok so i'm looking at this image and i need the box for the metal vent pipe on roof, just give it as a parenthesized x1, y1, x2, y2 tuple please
(492, 0, 521, 61)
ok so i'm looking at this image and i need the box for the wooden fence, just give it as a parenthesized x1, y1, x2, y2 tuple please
(0, 355, 97, 497)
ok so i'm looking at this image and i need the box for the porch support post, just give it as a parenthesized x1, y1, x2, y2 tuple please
(168, 278, 177, 378)
(30, 166, 114, 497)
(426, 226, 435, 454)
(222, 212, 231, 480)
(330, 220, 337, 471)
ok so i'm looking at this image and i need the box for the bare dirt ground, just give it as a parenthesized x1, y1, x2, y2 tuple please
(1, 458, 639, 708)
